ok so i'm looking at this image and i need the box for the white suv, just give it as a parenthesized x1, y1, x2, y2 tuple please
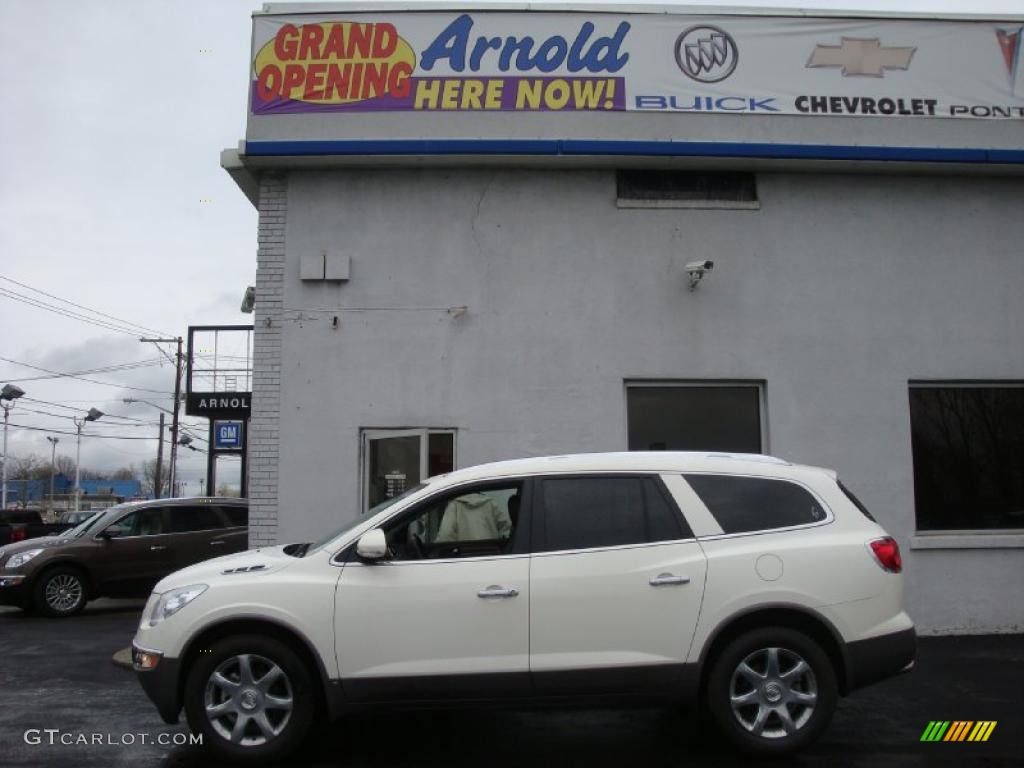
(132, 452, 915, 763)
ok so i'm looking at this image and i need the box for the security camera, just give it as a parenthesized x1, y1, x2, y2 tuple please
(685, 260, 714, 290)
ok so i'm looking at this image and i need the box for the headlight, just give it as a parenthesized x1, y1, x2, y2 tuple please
(149, 584, 207, 626)
(5, 549, 44, 569)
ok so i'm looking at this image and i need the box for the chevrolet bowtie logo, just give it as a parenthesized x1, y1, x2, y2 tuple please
(807, 38, 916, 77)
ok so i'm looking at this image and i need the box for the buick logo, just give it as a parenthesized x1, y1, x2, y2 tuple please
(675, 26, 739, 83)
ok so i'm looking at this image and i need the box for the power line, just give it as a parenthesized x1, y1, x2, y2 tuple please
(0, 355, 172, 395)
(0, 286, 148, 337)
(7, 423, 161, 441)
(19, 397, 155, 423)
(2, 358, 166, 384)
(0, 274, 170, 337)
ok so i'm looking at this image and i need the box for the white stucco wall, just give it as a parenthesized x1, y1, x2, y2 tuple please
(249, 167, 1024, 634)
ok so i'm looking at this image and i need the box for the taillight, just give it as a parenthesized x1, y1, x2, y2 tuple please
(10, 527, 27, 543)
(868, 537, 902, 573)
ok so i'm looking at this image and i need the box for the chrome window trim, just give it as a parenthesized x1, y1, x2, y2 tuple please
(330, 471, 697, 566)
(529, 537, 699, 558)
(679, 471, 836, 540)
(342, 552, 531, 567)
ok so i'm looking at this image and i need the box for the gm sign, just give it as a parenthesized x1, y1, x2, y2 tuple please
(214, 420, 244, 451)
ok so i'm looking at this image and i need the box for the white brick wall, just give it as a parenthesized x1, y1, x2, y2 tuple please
(248, 175, 286, 547)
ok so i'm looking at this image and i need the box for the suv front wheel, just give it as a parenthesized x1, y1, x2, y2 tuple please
(707, 626, 837, 756)
(33, 566, 88, 617)
(184, 634, 316, 763)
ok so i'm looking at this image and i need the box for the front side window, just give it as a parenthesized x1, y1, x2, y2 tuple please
(385, 484, 521, 560)
(107, 507, 165, 537)
(909, 384, 1024, 531)
(535, 476, 687, 552)
(684, 474, 827, 534)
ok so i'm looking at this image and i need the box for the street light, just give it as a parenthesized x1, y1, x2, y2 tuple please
(73, 408, 104, 512)
(1, 384, 26, 510)
(46, 436, 59, 513)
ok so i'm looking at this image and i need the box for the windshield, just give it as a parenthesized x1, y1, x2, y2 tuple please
(309, 483, 427, 552)
(67, 505, 126, 538)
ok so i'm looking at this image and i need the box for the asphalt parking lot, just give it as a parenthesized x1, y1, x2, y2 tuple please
(0, 600, 1021, 768)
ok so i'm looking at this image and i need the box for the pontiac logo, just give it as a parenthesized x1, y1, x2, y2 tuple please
(675, 26, 739, 83)
(806, 38, 915, 77)
(996, 27, 1022, 86)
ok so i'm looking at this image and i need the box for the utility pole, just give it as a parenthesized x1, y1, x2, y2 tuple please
(46, 436, 59, 511)
(154, 413, 165, 499)
(72, 408, 103, 512)
(140, 336, 183, 499)
(1, 384, 26, 510)
(171, 336, 182, 498)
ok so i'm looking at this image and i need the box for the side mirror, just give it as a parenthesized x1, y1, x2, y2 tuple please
(355, 528, 388, 561)
(101, 524, 128, 540)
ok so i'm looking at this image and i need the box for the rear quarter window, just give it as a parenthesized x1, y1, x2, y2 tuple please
(222, 506, 248, 527)
(684, 474, 828, 534)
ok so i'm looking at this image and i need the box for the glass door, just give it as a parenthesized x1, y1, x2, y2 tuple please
(362, 429, 456, 513)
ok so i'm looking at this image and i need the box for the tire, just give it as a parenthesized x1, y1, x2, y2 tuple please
(32, 566, 88, 617)
(706, 626, 837, 756)
(184, 634, 316, 764)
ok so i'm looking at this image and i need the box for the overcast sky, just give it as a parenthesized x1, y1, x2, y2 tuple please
(1, 0, 1020, 495)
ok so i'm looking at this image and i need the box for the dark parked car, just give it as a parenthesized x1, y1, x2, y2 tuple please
(0, 498, 247, 617)
(0, 509, 66, 546)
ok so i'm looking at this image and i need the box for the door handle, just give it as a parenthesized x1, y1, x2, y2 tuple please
(150, 545, 166, 552)
(477, 585, 519, 599)
(649, 573, 690, 587)
(210, 540, 226, 546)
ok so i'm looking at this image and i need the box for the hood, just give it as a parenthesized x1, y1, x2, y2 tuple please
(152, 544, 297, 593)
(0, 535, 76, 561)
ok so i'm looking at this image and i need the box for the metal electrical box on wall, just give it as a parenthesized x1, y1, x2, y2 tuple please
(300, 250, 350, 281)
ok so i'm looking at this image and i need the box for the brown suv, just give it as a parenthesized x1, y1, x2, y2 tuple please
(0, 498, 247, 617)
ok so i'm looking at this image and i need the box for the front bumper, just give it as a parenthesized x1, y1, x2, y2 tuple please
(133, 643, 182, 725)
(845, 626, 917, 692)
(0, 574, 29, 607)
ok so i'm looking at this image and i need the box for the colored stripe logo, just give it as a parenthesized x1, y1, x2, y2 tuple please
(921, 721, 997, 742)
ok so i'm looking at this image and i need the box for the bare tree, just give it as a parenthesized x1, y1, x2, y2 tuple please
(108, 466, 137, 481)
(140, 458, 170, 497)
(9, 453, 48, 481)
(53, 455, 76, 479)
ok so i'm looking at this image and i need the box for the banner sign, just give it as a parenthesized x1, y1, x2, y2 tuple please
(251, 13, 1024, 120)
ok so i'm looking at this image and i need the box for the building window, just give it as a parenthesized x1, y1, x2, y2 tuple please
(909, 384, 1024, 531)
(361, 429, 455, 513)
(626, 382, 765, 454)
(616, 170, 759, 209)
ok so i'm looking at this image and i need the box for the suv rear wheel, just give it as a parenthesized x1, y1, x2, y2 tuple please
(33, 566, 87, 617)
(184, 634, 315, 764)
(707, 627, 837, 755)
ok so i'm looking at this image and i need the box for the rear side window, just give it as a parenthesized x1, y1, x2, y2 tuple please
(536, 476, 688, 552)
(168, 505, 225, 533)
(684, 474, 828, 534)
(838, 481, 876, 522)
(222, 506, 248, 527)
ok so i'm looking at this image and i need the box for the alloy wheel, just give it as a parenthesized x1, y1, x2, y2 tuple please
(729, 646, 818, 738)
(44, 573, 83, 613)
(204, 653, 294, 746)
